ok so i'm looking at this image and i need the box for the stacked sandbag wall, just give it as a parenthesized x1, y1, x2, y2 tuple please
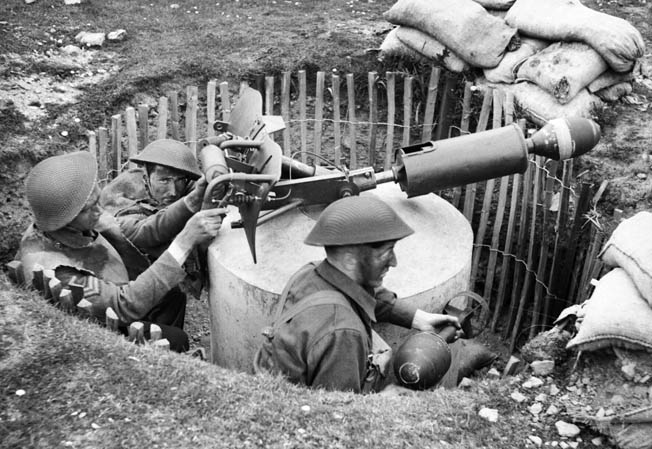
(380, 0, 645, 126)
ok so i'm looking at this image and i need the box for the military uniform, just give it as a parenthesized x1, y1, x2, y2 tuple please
(100, 168, 195, 260)
(258, 260, 417, 393)
(17, 221, 189, 351)
(99, 168, 201, 319)
(19, 150, 194, 351)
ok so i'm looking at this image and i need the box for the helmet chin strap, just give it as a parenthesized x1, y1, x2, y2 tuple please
(142, 166, 161, 207)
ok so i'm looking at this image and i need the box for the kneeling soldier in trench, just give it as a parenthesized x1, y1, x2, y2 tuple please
(99, 139, 210, 304)
(17, 151, 225, 352)
(256, 195, 461, 393)
(99, 137, 229, 331)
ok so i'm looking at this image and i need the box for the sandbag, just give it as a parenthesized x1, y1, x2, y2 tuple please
(588, 69, 635, 93)
(567, 268, 652, 353)
(505, 0, 645, 72)
(438, 339, 497, 388)
(395, 26, 469, 73)
(486, 9, 507, 20)
(484, 37, 548, 84)
(600, 211, 652, 305)
(384, 0, 518, 68)
(516, 42, 608, 104)
(497, 81, 604, 126)
(473, 0, 515, 10)
(379, 27, 426, 61)
(596, 82, 633, 102)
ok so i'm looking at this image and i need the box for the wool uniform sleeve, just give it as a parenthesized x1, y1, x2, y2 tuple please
(117, 198, 193, 249)
(55, 251, 187, 324)
(374, 287, 417, 328)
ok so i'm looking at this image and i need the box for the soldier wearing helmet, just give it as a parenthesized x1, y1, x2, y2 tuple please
(17, 151, 226, 351)
(255, 194, 460, 393)
(99, 137, 231, 329)
(99, 138, 219, 260)
(97, 138, 218, 331)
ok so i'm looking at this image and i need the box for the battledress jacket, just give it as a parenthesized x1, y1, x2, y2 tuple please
(261, 260, 417, 393)
(17, 218, 187, 326)
(99, 168, 195, 260)
(99, 169, 202, 303)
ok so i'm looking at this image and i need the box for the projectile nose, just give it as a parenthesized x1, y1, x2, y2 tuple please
(565, 116, 601, 158)
(527, 116, 602, 161)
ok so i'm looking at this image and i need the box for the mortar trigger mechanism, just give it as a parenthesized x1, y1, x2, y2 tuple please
(197, 86, 283, 263)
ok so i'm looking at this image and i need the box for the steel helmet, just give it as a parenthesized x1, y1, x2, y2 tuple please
(304, 195, 414, 246)
(130, 139, 202, 179)
(25, 151, 97, 231)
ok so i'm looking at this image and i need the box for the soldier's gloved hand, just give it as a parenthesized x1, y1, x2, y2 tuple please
(411, 310, 462, 339)
(184, 176, 208, 213)
(172, 208, 227, 258)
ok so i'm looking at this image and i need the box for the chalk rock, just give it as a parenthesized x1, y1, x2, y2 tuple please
(64, 0, 86, 4)
(479, 407, 499, 422)
(503, 355, 523, 376)
(555, 420, 580, 438)
(458, 377, 474, 389)
(523, 376, 544, 389)
(487, 368, 501, 378)
(60, 45, 82, 55)
(546, 404, 559, 415)
(550, 384, 560, 395)
(107, 29, 127, 41)
(25, 0, 37, 4)
(530, 360, 555, 376)
(529, 402, 543, 416)
(528, 436, 543, 447)
(75, 31, 105, 47)
(621, 362, 636, 379)
(511, 391, 527, 403)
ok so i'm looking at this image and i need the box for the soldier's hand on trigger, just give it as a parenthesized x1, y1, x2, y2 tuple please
(184, 175, 208, 213)
(175, 207, 227, 251)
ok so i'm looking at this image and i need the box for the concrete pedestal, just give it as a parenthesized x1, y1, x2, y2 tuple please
(207, 182, 473, 372)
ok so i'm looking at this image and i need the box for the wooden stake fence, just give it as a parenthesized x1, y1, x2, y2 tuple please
(86, 67, 604, 351)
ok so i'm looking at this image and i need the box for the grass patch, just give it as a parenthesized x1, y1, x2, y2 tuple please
(1, 274, 553, 448)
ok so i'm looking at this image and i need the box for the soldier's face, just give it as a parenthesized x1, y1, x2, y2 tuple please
(148, 165, 190, 206)
(68, 185, 102, 232)
(356, 241, 398, 289)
